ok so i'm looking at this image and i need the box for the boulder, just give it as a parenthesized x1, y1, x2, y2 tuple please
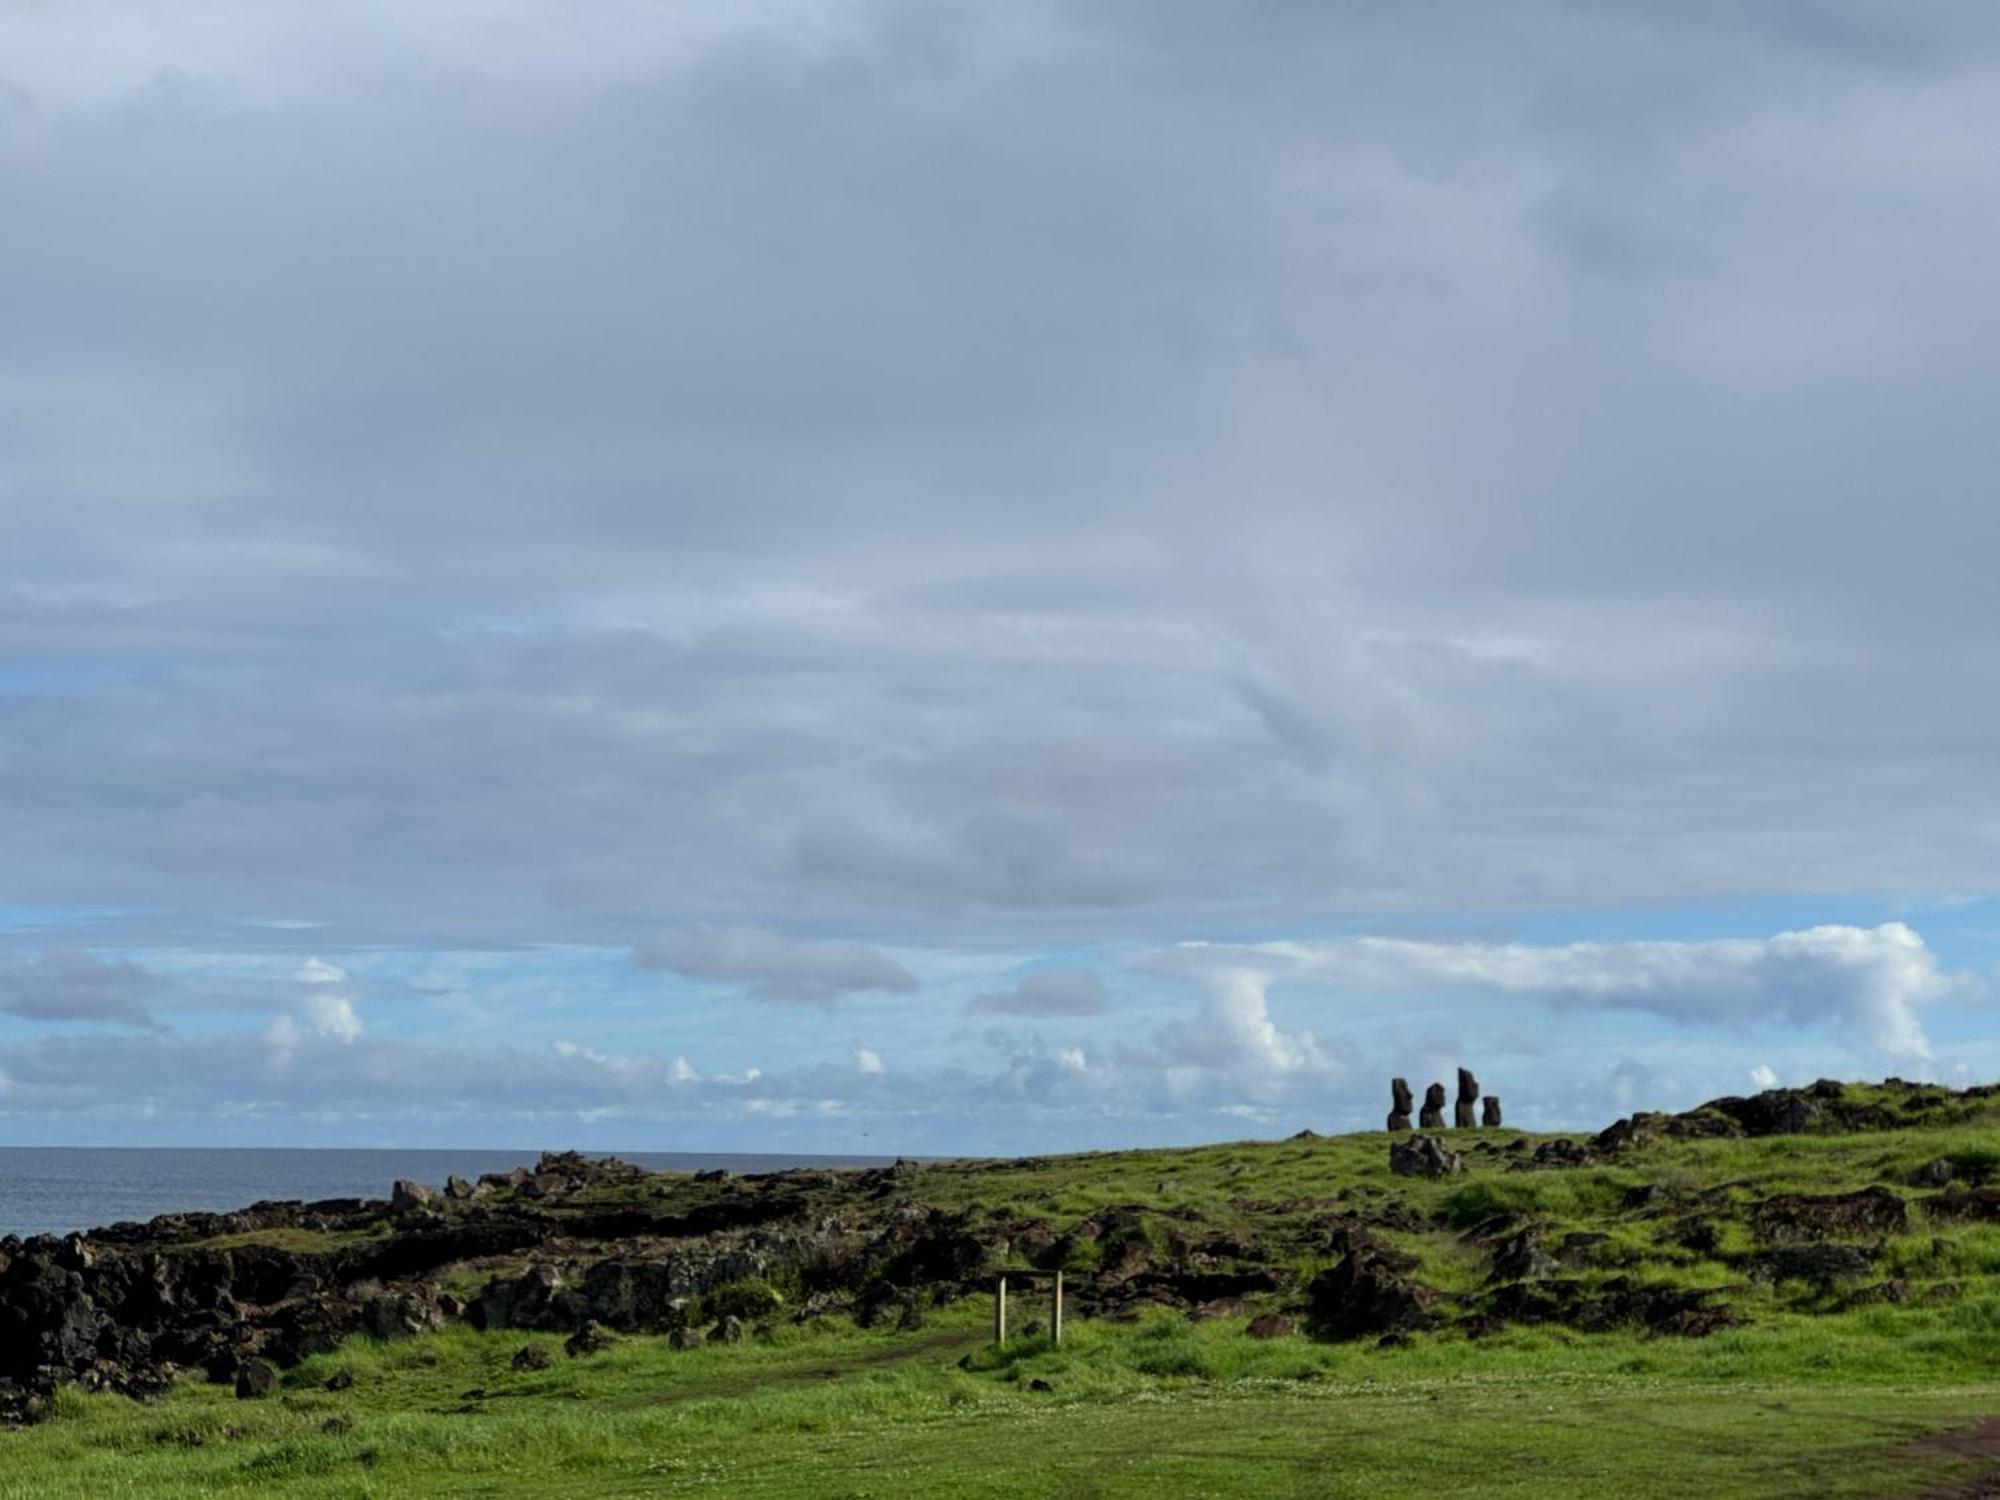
(1389, 1134, 1463, 1179)
(509, 1343, 553, 1372)
(710, 1315, 745, 1344)
(1418, 1082, 1447, 1130)
(389, 1180, 435, 1212)
(233, 1359, 278, 1399)
(1305, 1246, 1437, 1341)
(668, 1325, 706, 1351)
(1246, 1312, 1295, 1339)
(563, 1321, 618, 1358)
(444, 1176, 476, 1200)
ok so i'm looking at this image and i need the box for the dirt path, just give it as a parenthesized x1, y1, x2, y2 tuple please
(1903, 1416, 2000, 1497)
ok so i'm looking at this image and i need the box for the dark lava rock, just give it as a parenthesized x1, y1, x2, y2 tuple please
(710, 1315, 746, 1344)
(324, 1369, 355, 1392)
(1305, 1244, 1437, 1342)
(1485, 1226, 1558, 1285)
(563, 1321, 618, 1358)
(1751, 1187, 1907, 1243)
(1748, 1243, 1875, 1287)
(1246, 1313, 1295, 1339)
(1909, 1158, 1957, 1188)
(668, 1325, 706, 1351)
(1922, 1188, 2000, 1223)
(1389, 1135, 1463, 1179)
(233, 1359, 278, 1400)
(389, 1179, 435, 1213)
(509, 1344, 553, 1372)
(1517, 1138, 1594, 1171)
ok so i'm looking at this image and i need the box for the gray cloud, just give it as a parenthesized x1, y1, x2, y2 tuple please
(634, 927, 918, 1003)
(0, 7, 1994, 1000)
(0, 951, 163, 1028)
(970, 970, 1108, 1017)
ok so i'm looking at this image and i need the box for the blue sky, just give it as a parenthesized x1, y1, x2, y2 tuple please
(4, 2, 2000, 1149)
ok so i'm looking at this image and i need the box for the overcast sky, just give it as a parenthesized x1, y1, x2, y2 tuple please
(4, 1, 2000, 1151)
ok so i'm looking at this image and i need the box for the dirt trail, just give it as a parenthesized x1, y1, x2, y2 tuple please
(604, 1327, 986, 1412)
(1904, 1416, 2000, 1498)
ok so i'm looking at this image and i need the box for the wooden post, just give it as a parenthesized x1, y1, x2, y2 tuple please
(1052, 1270, 1064, 1345)
(994, 1274, 1007, 1344)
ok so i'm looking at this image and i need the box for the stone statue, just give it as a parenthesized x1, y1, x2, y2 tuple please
(1483, 1096, 1503, 1129)
(1455, 1067, 1480, 1129)
(1419, 1082, 1446, 1129)
(1387, 1078, 1414, 1132)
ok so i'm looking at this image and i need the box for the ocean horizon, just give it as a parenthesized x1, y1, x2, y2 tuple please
(0, 1146, 901, 1240)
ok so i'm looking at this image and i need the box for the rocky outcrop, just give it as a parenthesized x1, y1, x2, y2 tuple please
(1304, 1234, 1436, 1341)
(1749, 1187, 1907, 1244)
(1389, 1135, 1463, 1179)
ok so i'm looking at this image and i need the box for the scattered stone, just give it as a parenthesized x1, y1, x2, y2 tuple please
(1485, 1225, 1557, 1284)
(563, 1321, 618, 1358)
(389, 1179, 435, 1212)
(444, 1176, 475, 1200)
(1455, 1068, 1480, 1130)
(710, 1315, 745, 1343)
(1389, 1134, 1463, 1179)
(1749, 1244, 1875, 1288)
(233, 1359, 278, 1400)
(509, 1344, 553, 1372)
(895, 1301, 926, 1332)
(324, 1369, 355, 1392)
(1246, 1313, 1295, 1339)
(1482, 1097, 1503, 1129)
(1027, 1378, 1053, 1392)
(1418, 1082, 1447, 1129)
(1751, 1187, 1908, 1243)
(1387, 1078, 1414, 1133)
(668, 1326, 706, 1351)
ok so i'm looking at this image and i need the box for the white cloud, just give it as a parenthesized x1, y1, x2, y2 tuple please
(294, 957, 347, 985)
(1171, 922, 1975, 1064)
(854, 1047, 884, 1075)
(1749, 1063, 1780, 1089)
(301, 991, 362, 1043)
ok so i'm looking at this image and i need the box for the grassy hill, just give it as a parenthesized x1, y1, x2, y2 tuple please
(9, 1080, 2000, 1496)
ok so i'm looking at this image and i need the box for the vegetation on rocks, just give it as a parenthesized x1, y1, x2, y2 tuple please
(9, 1080, 2000, 1494)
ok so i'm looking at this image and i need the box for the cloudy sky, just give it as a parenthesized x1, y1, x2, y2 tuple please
(4, 0, 2000, 1151)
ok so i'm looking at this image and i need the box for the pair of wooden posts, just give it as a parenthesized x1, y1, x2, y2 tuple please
(992, 1269, 1064, 1346)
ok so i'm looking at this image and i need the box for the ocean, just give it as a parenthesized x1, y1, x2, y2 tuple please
(0, 1147, 899, 1240)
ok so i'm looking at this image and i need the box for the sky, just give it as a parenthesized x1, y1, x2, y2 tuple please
(3, 0, 2000, 1152)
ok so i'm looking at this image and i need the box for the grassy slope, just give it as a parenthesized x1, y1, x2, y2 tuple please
(10, 1103, 2000, 1497)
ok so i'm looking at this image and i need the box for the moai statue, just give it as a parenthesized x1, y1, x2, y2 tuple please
(1418, 1082, 1447, 1129)
(1387, 1078, 1414, 1132)
(1482, 1096, 1503, 1129)
(1454, 1067, 1480, 1129)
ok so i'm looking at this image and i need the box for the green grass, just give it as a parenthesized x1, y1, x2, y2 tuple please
(14, 1093, 2000, 1496)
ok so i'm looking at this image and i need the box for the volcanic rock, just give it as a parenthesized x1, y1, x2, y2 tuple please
(1389, 1134, 1463, 1179)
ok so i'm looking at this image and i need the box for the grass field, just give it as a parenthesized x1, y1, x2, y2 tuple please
(10, 1099, 2000, 1497)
